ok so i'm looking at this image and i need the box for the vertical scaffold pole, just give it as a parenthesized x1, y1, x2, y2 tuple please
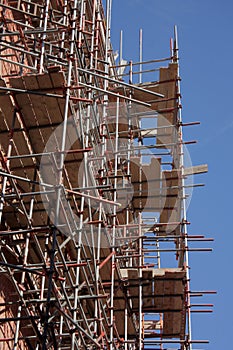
(139, 28, 143, 84)
(42, 0, 79, 348)
(105, 1, 114, 347)
(119, 29, 123, 64)
(173, 25, 192, 350)
(138, 212, 143, 349)
(39, 0, 50, 73)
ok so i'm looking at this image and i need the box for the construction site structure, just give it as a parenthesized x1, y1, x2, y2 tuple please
(0, 1, 214, 349)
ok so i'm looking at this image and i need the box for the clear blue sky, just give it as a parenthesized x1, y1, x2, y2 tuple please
(108, 0, 233, 348)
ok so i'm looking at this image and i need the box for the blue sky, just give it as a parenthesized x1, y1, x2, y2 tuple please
(108, 0, 233, 348)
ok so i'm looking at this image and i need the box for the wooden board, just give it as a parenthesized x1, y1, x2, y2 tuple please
(130, 156, 162, 211)
(142, 269, 153, 308)
(128, 269, 139, 309)
(160, 169, 181, 233)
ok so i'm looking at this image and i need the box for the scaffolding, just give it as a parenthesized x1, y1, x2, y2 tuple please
(0, 1, 213, 349)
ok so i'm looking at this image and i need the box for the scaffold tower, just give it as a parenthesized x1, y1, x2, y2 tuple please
(0, 1, 213, 349)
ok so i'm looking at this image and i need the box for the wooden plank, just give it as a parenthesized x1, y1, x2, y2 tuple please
(49, 71, 66, 121)
(156, 63, 178, 148)
(142, 270, 153, 307)
(163, 278, 175, 311)
(37, 73, 63, 125)
(27, 129, 46, 153)
(128, 269, 139, 309)
(11, 167, 35, 193)
(172, 311, 183, 337)
(49, 71, 79, 163)
(107, 102, 139, 138)
(160, 169, 180, 233)
(154, 278, 164, 309)
(143, 157, 161, 210)
(159, 64, 178, 106)
(9, 77, 39, 128)
(114, 288, 125, 310)
(2, 208, 20, 228)
(163, 312, 174, 337)
(183, 164, 208, 176)
(3, 206, 28, 228)
(116, 209, 133, 226)
(163, 311, 182, 338)
(31, 208, 48, 227)
(50, 71, 66, 89)
(114, 310, 136, 337)
(0, 80, 27, 162)
(0, 79, 16, 127)
(23, 75, 51, 125)
(153, 270, 185, 313)
(132, 83, 161, 110)
(156, 114, 175, 147)
(131, 157, 162, 212)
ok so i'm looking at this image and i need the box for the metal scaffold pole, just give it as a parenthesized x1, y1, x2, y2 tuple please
(173, 24, 192, 350)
